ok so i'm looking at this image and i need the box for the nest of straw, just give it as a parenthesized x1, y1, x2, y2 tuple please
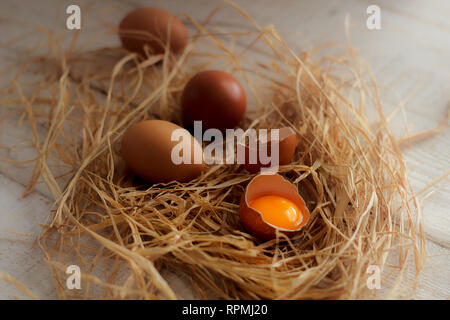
(0, 2, 426, 299)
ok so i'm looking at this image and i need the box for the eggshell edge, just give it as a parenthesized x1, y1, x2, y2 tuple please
(239, 173, 310, 240)
(241, 127, 297, 174)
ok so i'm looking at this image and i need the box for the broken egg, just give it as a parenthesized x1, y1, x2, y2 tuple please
(119, 7, 188, 56)
(240, 127, 297, 174)
(239, 173, 310, 240)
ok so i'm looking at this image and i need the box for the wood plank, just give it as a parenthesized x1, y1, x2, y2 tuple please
(0, 174, 56, 299)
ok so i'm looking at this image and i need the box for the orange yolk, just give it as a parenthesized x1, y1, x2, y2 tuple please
(249, 195, 303, 230)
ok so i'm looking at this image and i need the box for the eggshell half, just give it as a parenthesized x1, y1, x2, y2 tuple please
(240, 127, 297, 174)
(239, 173, 310, 240)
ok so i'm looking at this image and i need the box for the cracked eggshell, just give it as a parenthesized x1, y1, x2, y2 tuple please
(240, 127, 297, 174)
(239, 173, 310, 241)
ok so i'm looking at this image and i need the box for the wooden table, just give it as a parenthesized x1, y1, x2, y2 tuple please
(0, 0, 448, 299)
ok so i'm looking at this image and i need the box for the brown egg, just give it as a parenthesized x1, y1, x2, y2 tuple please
(181, 70, 246, 132)
(240, 173, 310, 241)
(121, 120, 204, 183)
(240, 127, 297, 174)
(119, 7, 188, 56)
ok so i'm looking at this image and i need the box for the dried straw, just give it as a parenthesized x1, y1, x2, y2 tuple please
(0, 2, 429, 299)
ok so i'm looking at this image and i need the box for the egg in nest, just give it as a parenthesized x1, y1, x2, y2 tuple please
(240, 173, 310, 240)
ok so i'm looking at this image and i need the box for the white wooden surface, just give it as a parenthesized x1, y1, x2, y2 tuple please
(0, 0, 448, 299)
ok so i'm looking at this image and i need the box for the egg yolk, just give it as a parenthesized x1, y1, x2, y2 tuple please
(249, 195, 303, 230)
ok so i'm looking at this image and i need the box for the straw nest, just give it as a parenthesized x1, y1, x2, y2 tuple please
(0, 2, 427, 299)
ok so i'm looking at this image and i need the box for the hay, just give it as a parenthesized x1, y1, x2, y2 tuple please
(0, 1, 429, 299)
